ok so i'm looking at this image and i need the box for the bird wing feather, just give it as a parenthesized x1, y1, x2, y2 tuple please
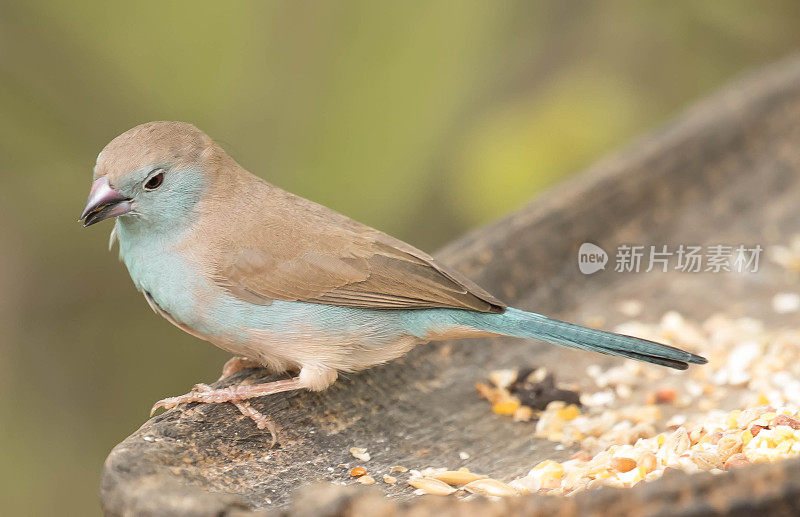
(210, 183, 506, 313)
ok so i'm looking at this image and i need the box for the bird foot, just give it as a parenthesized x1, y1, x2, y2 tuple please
(195, 383, 280, 446)
(150, 377, 303, 446)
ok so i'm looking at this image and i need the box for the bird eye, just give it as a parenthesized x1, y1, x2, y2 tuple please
(144, 171, 164, 191)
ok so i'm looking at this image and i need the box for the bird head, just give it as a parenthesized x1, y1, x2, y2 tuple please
(80, 121, 221, 231)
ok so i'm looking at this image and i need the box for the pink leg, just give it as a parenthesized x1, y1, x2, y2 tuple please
(189, 383, 281, 446)
(218, 356, 264, 381)
(151, 377, 304, 415)
(150, 367, 336, 444)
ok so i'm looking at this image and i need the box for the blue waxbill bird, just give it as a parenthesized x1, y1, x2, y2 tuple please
(80, 121, 706, 431)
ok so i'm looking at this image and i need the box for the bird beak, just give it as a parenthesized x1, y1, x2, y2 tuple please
(79, 176, 132, 227)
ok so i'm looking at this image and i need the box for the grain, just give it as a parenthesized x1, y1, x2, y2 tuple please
(462, 479, 518, 497)
(430, 470, 487, 486)
(349, 447, 371, 462)
(408, 477, 457, 496)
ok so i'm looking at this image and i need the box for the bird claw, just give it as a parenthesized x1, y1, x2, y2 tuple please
(236, 401, 281, 447)
(150, 397, 176, 416)
(150, 383, 214, 416)
(149, 393, 194, 415)
(148, 382, 285, 446)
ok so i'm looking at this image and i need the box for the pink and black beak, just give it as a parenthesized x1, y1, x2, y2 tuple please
(79, 176, 132, 227)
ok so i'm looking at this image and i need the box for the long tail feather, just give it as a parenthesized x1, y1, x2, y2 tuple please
(474, 308, 707, 370)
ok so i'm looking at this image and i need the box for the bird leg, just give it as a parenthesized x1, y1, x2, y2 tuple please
(150, 377, 303, 444)
(151, 376, 303, 414)
(150, 366, 336, 446)
(192, 383, 280, 446)
(218, 356, 264, 381)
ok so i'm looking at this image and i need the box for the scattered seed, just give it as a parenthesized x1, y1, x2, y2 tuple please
(639, 452, 657, 474)
(609, 457, 637, 473)
(349, 447, 371, 462)
(691, 450, 723, 470)
(556, 404, 580, 421)
(724, 453, 750, 470)
(475, 382, 505, 405)
(430, 470, 487, 486)
(716, 434, 743, 462)
(408, 477, 457, 496)
(772, 414, 800, 430)
(654, 388, 677, 404)
(464, 305, 800, 497)
(513, 405, 534, 422)
(462, 478, 518, 497)
(383, 475, 397, 484)
(349, 467, 366, 477)
(492, 399, 520, 416)
(488, 369, 518, 391)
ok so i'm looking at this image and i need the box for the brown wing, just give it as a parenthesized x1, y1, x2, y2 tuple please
(211, 185, 506, 313)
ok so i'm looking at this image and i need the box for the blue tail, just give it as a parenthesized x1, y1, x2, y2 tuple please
(469, 308, 707, 370)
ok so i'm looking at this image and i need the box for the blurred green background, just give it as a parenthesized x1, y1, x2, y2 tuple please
(2, 1, 800, 514)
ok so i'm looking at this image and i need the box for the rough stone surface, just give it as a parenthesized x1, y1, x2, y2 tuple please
(101, 54, 800, 516)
